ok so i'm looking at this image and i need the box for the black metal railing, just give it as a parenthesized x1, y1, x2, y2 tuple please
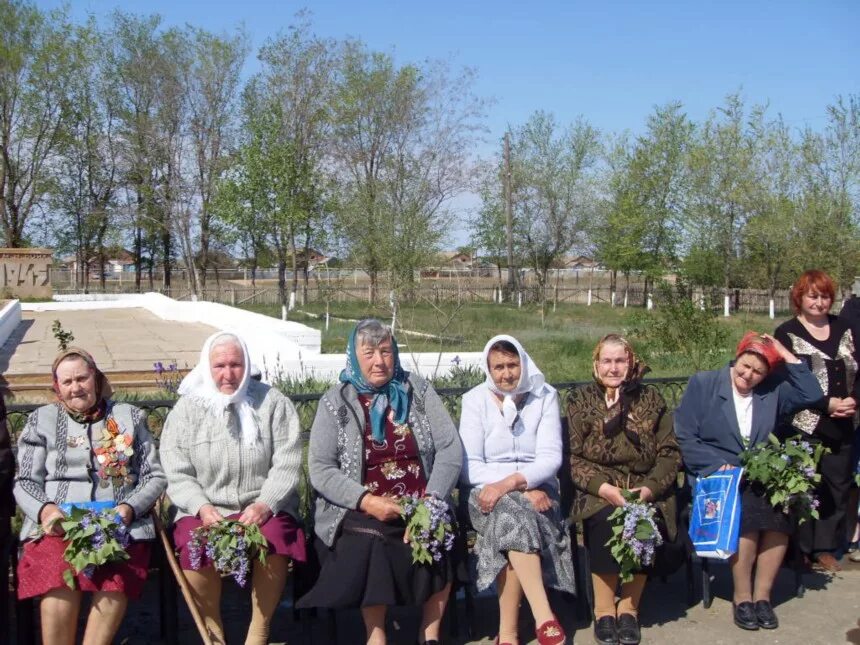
(4, 377, 690, 445)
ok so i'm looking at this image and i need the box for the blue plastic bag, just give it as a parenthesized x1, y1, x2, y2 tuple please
(688, 467, 744, 559)
(59, 500, 115, 515)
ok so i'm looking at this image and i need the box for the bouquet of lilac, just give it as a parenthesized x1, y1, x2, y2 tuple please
(399, 494, 456, 565)
(186, 520, 267, 587)
(606, 490, 663, 583)
(60, 507, 131, 589)
(741, 434, 827, 524)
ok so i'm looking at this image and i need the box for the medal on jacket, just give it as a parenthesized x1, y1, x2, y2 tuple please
(67, 434, 86, 448)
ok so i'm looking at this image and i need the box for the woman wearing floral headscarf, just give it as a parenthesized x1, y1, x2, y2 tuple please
(297, 319, 462, 645)
(568, 334, 681, 645)
(160, 331, 305, 645)
(14, 347, 166, 645)
(458, 335, 573, 645)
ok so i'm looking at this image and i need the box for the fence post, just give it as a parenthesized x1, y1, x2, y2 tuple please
(723, 295, 730, 317)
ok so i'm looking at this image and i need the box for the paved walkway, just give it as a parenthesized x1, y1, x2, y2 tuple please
(93, 554, 860, 644)
(0, 308, 216, 375)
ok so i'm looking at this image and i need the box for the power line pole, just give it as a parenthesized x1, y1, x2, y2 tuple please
(504, 131, 518, 298)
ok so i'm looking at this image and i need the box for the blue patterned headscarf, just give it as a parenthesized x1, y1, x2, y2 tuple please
(339, 322, 410, 443)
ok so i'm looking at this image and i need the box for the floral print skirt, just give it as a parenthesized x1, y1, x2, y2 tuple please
(467, 488, 576, 593)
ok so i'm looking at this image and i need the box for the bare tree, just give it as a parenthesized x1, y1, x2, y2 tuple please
(0, 1, 74, 246)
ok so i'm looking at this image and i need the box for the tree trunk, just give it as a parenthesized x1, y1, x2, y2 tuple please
(162, 228, 172, 289)
(134, 225, 142, 292)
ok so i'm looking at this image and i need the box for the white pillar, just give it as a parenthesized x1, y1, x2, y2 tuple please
(610, 290, 615, 307)
(587, 288, 592, 306)
(724, 295, 730, 317)
(281, 304, 287, 321)
(623, 292, 628, 308)
(647, 293, 653, 310)
(769, 298, 775, 320)
(517, 292, 522, 308)
(288, 291, 296, 311)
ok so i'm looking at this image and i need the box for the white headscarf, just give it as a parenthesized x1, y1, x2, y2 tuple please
(177, 331, 259, 446)
(481, 334, 546, 428)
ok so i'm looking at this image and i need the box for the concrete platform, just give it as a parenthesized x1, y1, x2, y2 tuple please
(0, 308, 216, 398)
(0, 308, 216, 374)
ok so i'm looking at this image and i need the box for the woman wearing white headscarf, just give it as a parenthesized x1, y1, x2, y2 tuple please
(458, 335, 574, 645)
(159, 332, 305, 645)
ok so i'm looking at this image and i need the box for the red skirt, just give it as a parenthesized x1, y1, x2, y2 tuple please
(173, 512, 306, 570)
(17, 535, 151, 600)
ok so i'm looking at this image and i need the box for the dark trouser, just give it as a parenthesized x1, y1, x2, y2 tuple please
(798, 435, 854, 555)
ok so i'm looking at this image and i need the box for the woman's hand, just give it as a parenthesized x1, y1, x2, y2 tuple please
(827, 396, 857, 418)
(630, 486, 654, 503)
(239, 502, 273, 527)
(198, 504, 225, 527)
(597, 483, 626, 507)
(760, 333, 799, 364)
(477, 481, 510, 514)
(523, 489, 552, 513)
(360, 494, 402, 523)
(114, 503, 135, 526)
(39, 503, 65, 536)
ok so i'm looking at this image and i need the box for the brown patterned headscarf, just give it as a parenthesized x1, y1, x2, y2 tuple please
(591, 334, 651, 445)
(51, 347, 114, 422)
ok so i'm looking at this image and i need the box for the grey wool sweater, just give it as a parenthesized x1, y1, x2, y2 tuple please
(308, 373, 463, 547)
(159, 380, 303, 521)
(14, 402, 167, 541)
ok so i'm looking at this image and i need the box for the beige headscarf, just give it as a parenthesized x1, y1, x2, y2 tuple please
(51, 347, 114, 419)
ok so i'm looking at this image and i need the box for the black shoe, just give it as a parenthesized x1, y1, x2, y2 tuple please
(616, 613, 641, 645)
(733, 602, 759, 630)
(754, 600, 778, 629)
(594, 615, 618, 644)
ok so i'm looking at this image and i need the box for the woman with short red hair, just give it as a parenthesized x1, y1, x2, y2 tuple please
(775, 269, 860, 572)
(675, 333, 822, 631)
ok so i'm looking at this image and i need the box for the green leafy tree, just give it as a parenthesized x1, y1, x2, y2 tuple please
(510, 111, 601, 305)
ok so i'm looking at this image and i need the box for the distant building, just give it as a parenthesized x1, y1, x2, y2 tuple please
(559, 255, 603, 271)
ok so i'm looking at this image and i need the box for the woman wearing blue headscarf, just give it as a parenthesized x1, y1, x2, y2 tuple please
(297, 319, 462, 645)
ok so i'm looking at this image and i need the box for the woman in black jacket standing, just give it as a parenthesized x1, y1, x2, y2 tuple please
(775, 269, 860, 572)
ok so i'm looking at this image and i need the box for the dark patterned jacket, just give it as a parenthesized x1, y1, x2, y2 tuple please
(13, 402, 166, 541)
(567, 382, 681, 539)
(308, 373, 462, 547)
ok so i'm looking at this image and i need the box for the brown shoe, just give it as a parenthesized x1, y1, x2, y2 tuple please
(814, 552, 842, 572)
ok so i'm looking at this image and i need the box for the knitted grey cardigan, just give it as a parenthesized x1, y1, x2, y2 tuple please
(309, 373, 463, 547)
(14, 402, 166, 541)
(160, 380, 303, 521)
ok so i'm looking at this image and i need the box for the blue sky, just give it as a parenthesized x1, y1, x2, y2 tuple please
(36, 0, 860, 244)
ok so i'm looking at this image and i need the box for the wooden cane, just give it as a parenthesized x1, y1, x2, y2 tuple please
(152, 498, 215, 645)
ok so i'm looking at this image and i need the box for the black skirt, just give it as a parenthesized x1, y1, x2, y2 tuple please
(739, 481, 793, 536)
(295, 510, 451, 609)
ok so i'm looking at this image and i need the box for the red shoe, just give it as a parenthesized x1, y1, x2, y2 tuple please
(535, 616, 566, 645)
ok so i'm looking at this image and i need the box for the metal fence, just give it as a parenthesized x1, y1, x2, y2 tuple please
(5, 377, 690, 445)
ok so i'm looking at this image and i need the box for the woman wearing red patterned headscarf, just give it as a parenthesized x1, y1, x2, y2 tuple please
(675, 333, 823, 632)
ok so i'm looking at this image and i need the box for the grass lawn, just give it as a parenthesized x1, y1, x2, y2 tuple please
(242, 301, 785, 382)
